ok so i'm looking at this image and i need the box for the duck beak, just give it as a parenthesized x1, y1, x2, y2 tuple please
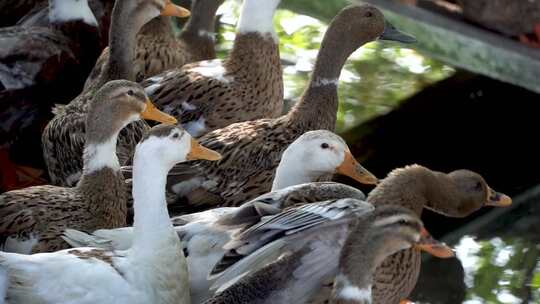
(336, 151, 378, 185)
(485, 188, 512, 207)
(141, 99, 177, 124)
(161, 1, 191, 18)
(414, 227, 454, 258)
(380, 20, 417, 43)
(187, 138, 222, 161)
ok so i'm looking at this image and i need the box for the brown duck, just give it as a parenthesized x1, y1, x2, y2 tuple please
(141, 0, 284, 137)
(364, 165, 512, 304)
(41, 0, 190, 187)
(204, 203, 453, 304)
(159, 4, 415, 212)
(84, 0, 224, 89)
(0, 80, 176, 254)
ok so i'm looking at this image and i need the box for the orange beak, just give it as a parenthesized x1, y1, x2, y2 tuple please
(141, 99, 177, 125)
(161, 1, 190, 18)
(414, 227, 455, 258)
(336, 151, 378, 185)
(186, 138, 222, 161)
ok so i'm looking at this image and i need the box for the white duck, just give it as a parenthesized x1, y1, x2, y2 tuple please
(62, 130, 377, 303)
(0, 125, 221, 304)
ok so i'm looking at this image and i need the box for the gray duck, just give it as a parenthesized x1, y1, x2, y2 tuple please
(139, 0, 284, 137)
(158, 4, 415, 212)
(204, 203, 453, 304)
(0, 80, 176, 254)
(84, 0, 224, 89)
(41, 0, 190, 187)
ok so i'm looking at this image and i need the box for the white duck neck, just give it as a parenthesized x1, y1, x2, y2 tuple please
(130, 152, 176, 254)
(272, 155, 315, 191)
(237, 0, 280, 38)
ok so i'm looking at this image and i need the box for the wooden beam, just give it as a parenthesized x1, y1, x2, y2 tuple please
(355, 0, 540, 94)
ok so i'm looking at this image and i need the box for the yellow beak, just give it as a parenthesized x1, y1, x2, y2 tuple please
(336, 151, 378, 185)
(161, 1, 191, 18)
(187, 138, 222, 161)
(485, 187, 512, 207)
(141, 99, 177, 125)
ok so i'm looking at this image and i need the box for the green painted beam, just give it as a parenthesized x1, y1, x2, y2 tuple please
(354, 0, 540, 94)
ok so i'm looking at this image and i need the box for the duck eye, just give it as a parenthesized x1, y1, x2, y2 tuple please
(474, 181, 483, 191)
(172, 133, 180, 139)
(126, 90, 134, 97)
(321, 143, 329, 149)
(365, 11, 373, 18)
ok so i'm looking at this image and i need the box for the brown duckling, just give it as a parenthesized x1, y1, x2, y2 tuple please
(0, 80, 176, 254)
(41, 0, 190, 187)
(365, 165, 511, 304)
(140, 0, 284, 137)
(84, 0, 224, 89)
(159, 4, 414, 211)
(204, 204, 453, 304)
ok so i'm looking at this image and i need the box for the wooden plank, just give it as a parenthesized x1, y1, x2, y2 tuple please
(355, 0, 540, 94)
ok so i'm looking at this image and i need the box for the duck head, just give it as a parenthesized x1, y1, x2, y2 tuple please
(333, 205, 453, 304)
(137, 124, 222, 170)
(368, 165, 512, 217)
(272, 130, 378, 191)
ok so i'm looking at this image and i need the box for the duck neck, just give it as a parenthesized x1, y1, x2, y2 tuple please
(367, 166, 432, 216)
(224, 0, 281, 83)
(48, 0, 98, 28)
(139, 16, 174, 37)
(101, 0, 141, 85)
(130, 156, 177, 254)
(271, 154, 316, 191)
(286, 21, 364, 131)
(179, 0, 220, 60)
(77, 130, 126, 227)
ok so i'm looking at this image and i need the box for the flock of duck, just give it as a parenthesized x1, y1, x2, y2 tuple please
(0, 0, 514, 303)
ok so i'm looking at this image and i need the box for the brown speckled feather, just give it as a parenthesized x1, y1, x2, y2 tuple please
(144, 31, 283, 137)
(156, 5, 390, 212)
(0, 168, 126, 253)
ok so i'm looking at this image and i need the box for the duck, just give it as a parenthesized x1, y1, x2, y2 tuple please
(363, 165, 512, 304)
(0, 80, 177, 254)
(0, 124, 222, 304)
(0, 0, 103, 191)
(159, 4, 415, 211)
(84, 0, 224, 89)
(207, 164, 512, 304)
(456, 0, 540, 48)
(139, 0, 284, 138)
(62, 128, 377, 303)
(203, 204, 453, 304)
(41, 0, 190, 187)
